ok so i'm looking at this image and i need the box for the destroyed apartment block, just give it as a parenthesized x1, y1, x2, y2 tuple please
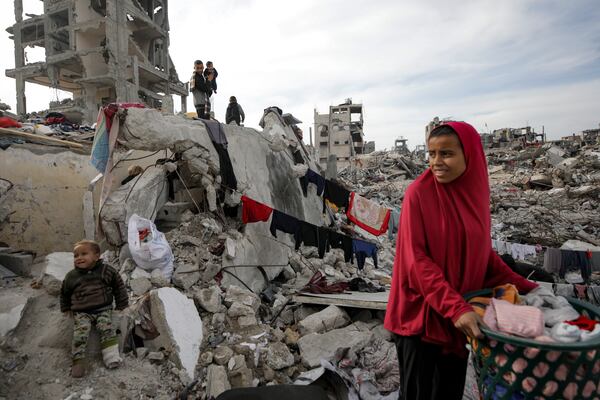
(5, 0, 186, 123)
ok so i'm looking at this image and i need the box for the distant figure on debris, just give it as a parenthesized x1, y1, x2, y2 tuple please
(60, 240, 128, 378)
(384, 122, 539, 400)
(226, 96, 245, 125)
(204, 61, 218, 94)
(121, 165, 143, 185)
(190, 60, 213, 119)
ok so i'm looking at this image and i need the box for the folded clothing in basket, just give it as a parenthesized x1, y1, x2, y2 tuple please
(483, 298, 545, 338)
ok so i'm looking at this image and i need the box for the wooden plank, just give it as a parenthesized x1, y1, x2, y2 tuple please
(292, 291, 389, 310)
(0, 127, 89, 150)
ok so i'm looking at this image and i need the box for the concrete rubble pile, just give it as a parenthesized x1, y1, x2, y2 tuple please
(487, 140, 600, 247)
(0, 108, 399, 400)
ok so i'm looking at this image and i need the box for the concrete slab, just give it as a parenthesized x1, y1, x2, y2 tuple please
(0, 293, 29, 337)
(147, 288, 203, 381)
(0, 251, 34, 277)
(292, 291, 390, 310)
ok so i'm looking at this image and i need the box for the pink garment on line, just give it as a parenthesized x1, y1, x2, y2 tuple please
(484, 298, 544, 338)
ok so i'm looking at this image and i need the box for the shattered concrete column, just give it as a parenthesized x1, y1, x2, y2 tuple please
(105, 0, 131, 102)
(13, 1, 26, 116)
(14, 0, 23, 23)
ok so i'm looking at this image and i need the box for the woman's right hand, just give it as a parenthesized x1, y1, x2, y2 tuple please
(454, 311, 485, 339)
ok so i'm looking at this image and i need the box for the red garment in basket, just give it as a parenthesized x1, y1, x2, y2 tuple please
(565, 315, 598, 332)
(241, 196, 273, 224)
(384, 121, 538, 356)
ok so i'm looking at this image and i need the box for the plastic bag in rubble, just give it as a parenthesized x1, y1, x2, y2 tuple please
(127, 214, 174, 279)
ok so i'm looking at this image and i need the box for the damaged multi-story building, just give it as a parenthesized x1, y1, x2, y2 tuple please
(5, 0, 187, 124)
(313, 99, 366, 170)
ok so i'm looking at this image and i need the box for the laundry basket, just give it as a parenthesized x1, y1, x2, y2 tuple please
(465, 290, 600, 400)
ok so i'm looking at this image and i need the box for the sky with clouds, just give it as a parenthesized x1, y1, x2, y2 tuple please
(1, 0, 599, 149)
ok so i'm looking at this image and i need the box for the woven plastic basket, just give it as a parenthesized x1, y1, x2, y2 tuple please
(465, 290, 600, 400)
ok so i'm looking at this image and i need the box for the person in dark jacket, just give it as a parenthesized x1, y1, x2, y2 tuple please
(60, 240, 128, 378)
(225, 96, 245, 125)
(190, 60, 213, 119)
(204, 61, 218, 94)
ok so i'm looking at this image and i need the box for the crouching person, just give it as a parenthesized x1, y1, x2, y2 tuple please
(60, 240, 129, 378)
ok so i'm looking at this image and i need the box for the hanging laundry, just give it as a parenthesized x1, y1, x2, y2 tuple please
(387, 208, 400, 241)
(352, 239, 378, 270)
(241, 196, 273, 224)
(291, 148, 305, 165)
(295, 222, 328, 258)
(269, 210, 300, 238)
(543, 247, 562, 274)
(328, 231, 353, 263)
(299, 169, 325, 197)
(201, 119, 228, 144)
(213, 143, 238, 190)
(322, 180, 350, 212)
(346, 192, 391, 236)
(90, 108, 111, 173)
(509, 243, 537, 261)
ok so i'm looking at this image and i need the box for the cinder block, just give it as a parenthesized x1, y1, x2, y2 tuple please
(0, 252, 35, 277)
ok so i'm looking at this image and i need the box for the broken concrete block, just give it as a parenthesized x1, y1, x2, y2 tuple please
(199, 351, 213, 366)
(156, 202, 193, 223)
(148, 351, 165, 363)
(130, 277, 152, 296)
(193, 287, 222, 313)
(136, 347, 149, 359)
(225, 238, 236, 260)
(0, 293, 29, 337)
(202, 262, 221, 283)
(206, 365, 231, 398)
(150, 268, 170, 287)
(297, 327, 374, 368)
(284, 328, 300, 346)
(298, 305, 350, 336)
(224, 286, 260, 313)
(213, 345, 234, 366)
(281, 265, 296, 280)
(227, 302, 255, 318)
(130, 267, 151, 279)
(228, 354, 254, 388)
(100, 166, 168, 246)
(237, 314, 258, 327)
(265, 342, 294, 370)
(372, 324, 394, 342)
(174, 188, 205, 207)
(172, 264, 200, 290)
(147, 288, 203, 381)
(0, 251, 34, 277)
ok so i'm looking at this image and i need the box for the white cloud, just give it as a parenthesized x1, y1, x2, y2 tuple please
(0, 0, 598, 149)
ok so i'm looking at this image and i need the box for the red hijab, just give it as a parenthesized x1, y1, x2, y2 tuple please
(384, 121, 536, 355)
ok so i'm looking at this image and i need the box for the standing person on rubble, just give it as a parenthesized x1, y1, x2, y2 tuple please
(190, 60, 213, 119)
(384, 122, 539, 400)
(225, 96, 245, 126)
(60, 240, 129, 378)
(204, 61, 218, 94)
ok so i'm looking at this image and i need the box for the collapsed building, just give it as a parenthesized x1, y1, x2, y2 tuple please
(314, 99, 366, 171)
(5, 0, 187, 123)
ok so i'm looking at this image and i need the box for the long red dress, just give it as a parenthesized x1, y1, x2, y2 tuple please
(384, 121, 537, 356)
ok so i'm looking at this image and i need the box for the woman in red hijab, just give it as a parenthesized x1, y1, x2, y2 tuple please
(384, 122, 538, 400)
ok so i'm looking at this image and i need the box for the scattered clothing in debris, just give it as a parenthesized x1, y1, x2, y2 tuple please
(241, 196, 273, 224)
(346, 192, 391, 236)
(0, 116, 22, 128)
(348, 277, 385, 293)
(300, 271, 348, 294)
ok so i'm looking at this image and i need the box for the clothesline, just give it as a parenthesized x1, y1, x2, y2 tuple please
(241, 195, 378, 270)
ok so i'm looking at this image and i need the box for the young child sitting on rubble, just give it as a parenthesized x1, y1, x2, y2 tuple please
(60, 240, 129, 378)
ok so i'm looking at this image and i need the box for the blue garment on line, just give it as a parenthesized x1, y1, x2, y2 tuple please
(352, 239, 378, 270)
